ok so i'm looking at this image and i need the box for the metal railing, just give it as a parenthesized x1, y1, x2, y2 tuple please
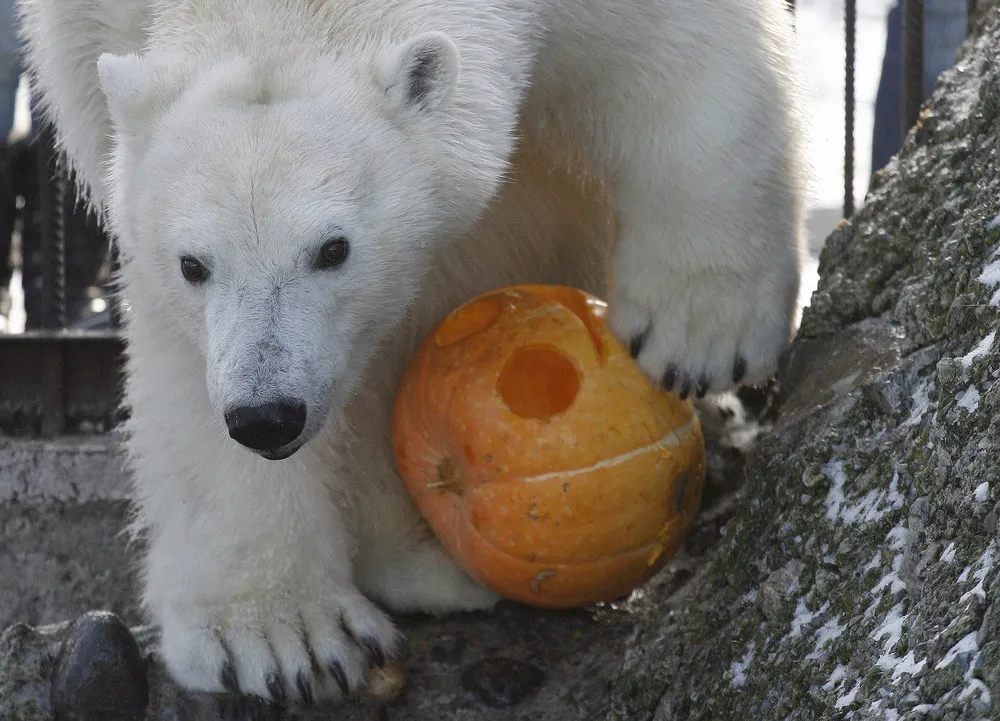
(0, 121, 124, 437)
(0, 0, 978, 437)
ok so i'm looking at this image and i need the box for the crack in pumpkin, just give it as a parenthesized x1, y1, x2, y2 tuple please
(518, 418, 697, 484)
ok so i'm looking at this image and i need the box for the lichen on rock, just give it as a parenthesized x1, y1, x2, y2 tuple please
(605, 5, 1000, 719)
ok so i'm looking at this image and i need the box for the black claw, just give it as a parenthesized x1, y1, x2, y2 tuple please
(328, 660, 350, 695)
(215, 697, 234, 720)
(628, 329, 648, 359)
(216, 697, 268, 721)
(295, 670, 315, 706)
(678, 377, 692, 400)
(733, 356, 747, 383)
(245, 698, 268, 721)
(696, 375, 710, 398)
(265, 671, 285, 705)
(220, 660, 240, 695)
(361, 637, 386, 668)
(661, 365, 677, 391)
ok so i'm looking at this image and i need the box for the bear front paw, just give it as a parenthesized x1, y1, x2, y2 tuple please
(609, 268, 794, 397)
(159, 586, 399, 707)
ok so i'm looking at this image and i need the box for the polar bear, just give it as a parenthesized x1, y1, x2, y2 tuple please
(18, 0, 807, 706)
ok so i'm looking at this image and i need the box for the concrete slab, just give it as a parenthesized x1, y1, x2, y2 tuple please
(0, 434, 141, 630)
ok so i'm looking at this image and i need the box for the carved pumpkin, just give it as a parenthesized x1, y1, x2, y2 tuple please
(392, 284, 705, 608)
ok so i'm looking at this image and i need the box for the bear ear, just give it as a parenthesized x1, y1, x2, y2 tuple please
(379, 31, 460, 114)
(97, 52, 158, 136)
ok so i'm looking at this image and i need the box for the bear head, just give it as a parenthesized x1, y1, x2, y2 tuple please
(96, 31, 500, 460)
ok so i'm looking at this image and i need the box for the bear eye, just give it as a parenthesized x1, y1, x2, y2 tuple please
(315, 236, 350, 269)
(180, 256, 209, 283)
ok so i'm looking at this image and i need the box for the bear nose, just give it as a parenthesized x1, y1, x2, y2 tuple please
(224, 400, 307, 452)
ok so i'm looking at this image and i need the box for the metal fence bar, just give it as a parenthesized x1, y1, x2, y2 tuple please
(109, 239, 123, 329)
(843, 0, 856, 218)
(901, 0, 925, 139)
(34, 122, 67, 330)
(52, 149, 67, 329)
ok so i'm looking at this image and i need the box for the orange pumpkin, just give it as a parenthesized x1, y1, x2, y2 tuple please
(392, 284, 705, 609)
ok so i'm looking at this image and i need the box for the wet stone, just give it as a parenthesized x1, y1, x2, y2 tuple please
(460, 656, 545, 709)
(51, 611, 149, 721)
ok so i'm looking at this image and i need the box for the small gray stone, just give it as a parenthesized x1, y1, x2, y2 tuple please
(756, 559, 804, 622)
(983, 509, 997, 536)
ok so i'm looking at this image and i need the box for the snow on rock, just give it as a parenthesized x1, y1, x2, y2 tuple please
(935, 632, 978, 670)
(872, 603, 906, 668)
(835, 679, 862, 710)
(823, 664, 849, 691)
(787, 599, 830, 640)
(823, 461, 906, 526)
(823, 460, 848, 522)
(959, 542, 997, 603)
(961, 330, 996, 369)
(974, 482, 990, 504)
(729, 641, 755, 689)
(902, 377, 934, 427)
(940, 542, 957, 562)
(807, 617, 844, 660)
(978, 251, 1000, 306)
(955, 384, 981, 413)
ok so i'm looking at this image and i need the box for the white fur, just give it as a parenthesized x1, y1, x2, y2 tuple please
(18, 0, 808, 704)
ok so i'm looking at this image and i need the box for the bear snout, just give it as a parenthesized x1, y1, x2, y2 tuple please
(224, 399, 308, 457)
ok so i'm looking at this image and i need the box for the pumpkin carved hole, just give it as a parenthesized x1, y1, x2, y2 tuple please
(497, 345, 580, 419)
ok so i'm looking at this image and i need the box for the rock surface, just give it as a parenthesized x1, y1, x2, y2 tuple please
(0, 435, 140, 630)
(603, 4, 1000, 717)
(3, 3, 1000, 719)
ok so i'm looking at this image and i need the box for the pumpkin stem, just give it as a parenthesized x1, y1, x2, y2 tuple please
(426, 455, 464, 495)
